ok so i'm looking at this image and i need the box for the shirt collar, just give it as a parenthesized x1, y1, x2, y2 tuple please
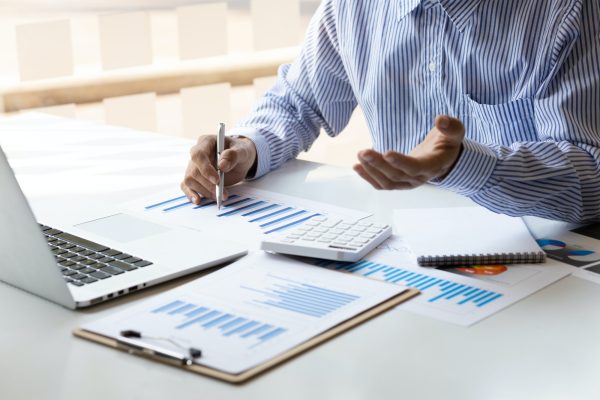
(396, 0, 482, 32)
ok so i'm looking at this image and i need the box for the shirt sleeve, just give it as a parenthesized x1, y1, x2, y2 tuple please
(228, 0, 357, 179)
(434, 0, 600, 223)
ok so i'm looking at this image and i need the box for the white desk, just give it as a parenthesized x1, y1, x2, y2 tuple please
(1, 115, 599, 400)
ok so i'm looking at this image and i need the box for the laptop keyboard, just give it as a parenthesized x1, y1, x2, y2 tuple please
(39, 224, 153, 287)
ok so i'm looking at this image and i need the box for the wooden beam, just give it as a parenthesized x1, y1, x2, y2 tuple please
(0, 47, 297, 112)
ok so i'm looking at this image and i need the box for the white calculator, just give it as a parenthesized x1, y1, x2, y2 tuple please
(260, 216, 392, 262)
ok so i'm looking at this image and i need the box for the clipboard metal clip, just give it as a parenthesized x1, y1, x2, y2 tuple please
(118, 330, 202, 366)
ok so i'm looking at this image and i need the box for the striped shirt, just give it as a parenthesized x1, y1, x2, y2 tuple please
(230, 0, 600, 223)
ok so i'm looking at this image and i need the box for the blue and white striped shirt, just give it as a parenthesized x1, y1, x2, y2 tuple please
(230, 0, 600, 223)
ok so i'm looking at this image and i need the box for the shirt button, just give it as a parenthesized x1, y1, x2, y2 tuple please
(428, 62, 436, 72)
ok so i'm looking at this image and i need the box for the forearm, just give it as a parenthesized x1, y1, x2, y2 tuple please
(435, 138, 600, 222)
(229, 0, 356, 179)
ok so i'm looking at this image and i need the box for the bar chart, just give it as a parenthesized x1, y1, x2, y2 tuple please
(316, 259, 503, 308)
(151, 299, 287, 346)
(145, 193, 321, 235)
(241, 274, 360, 318)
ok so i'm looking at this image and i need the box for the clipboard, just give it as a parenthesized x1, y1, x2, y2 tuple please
(73, 288, 419, 384)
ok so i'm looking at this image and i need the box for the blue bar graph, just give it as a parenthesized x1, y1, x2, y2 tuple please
(145, 192, 322, 235)
(317, 260, 503, 308)
(242, 274, 360, 318)
(150, 300, 287, 345)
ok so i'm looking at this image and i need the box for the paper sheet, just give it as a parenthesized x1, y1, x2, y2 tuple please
(524, 216, 600, 285)
(122, 186, 371, 249)
(81, 252, 408, 374)
(315, 235, 571, 326)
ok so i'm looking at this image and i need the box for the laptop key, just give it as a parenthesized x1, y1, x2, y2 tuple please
(81, 277, 98, 284)
(45, 229, 62, 235)
(113, 253, 132, 260)
(71, 273, 87, 280)
(52, 248, 67, 255)
(78, 267, 95, 274)
(54, 232, 109, 252)
(62, 270, 77, 276)
(90, 271, 110, 280)
(71, 263, 86, 270)
(55, 240, 67, 246)
(108, 260, 137, 271)
(100, 266, 124, 275)
(72, 256, 86, 262)
(69, 281, 84, 287)
(121, 257, 142, 264)
(102, 249, 122, 257)
(134, 260, 153, 267)
(89, 262, 106, 269)
(71, 246, 85, 253)
(97, 256, 114, 263)
(46, 237, 57, 243)
(80, 250, 95, 256)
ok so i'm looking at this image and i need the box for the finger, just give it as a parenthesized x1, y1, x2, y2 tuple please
(353, 164, 383, 189)
(218, 148, 239, 173)
(190, 144, 220, 185)
(358, 150, 425, 187)
(382, 151, 430, 181)
(191, 167, 230, 200)
(182, 174, 215, 201)
(359, 149, 424, 184)
(180, 182, 201, 204)
(435, 115, 465, 143)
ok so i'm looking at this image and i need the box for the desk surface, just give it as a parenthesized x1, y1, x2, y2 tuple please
(1, 115, 599, 400)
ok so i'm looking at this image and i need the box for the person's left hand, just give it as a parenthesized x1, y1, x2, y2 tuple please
(353, 115, 465, 190)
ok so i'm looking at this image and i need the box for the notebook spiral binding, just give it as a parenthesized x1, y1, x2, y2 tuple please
(417, 251, 546, 267)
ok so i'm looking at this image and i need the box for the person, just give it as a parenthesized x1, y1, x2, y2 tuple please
(181, 0, 600, 223)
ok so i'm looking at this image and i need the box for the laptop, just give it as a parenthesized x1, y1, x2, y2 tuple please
(0, 146, 247, 309)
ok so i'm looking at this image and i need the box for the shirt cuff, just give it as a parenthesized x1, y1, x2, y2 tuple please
(430, 138, 497, 196)
(227, 127, 271, 180)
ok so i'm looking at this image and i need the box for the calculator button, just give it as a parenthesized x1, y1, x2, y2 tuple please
(339, 235, 354, 241)
(373, 224, 389, 229)
(317, 239, 332, 243)
(301, 237, 315, 241)
(332, 241, 348, 246)
(306, 221, 320, 226)
(298, 226, 312, 231)
(357, 221, 372, 227)
(367, 228, 382, 234)
(338, 223, 352, 229)
(321, 219, 342, 228)
(313, 216, 327, 222)
(306, 232, 320, 238)
(322, 234, 337, 240)
(287, 235, 301, 239)
(360, 233, 376, 239)
(314, 227, 327, 233)
(345, 231, 360, 237)
(330, 228, 344, 234)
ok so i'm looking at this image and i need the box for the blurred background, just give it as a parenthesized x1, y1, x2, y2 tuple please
(0, 0, 370, 167)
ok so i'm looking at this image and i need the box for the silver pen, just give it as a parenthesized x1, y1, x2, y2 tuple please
(216, 122, 225, 210)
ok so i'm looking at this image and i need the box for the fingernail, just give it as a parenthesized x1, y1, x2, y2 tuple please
(438, 116, 450, 129)
(384, 155, 396, 164)
(361, 153, 373, 162)
(191, 196, 197, 204)
(220, 161, 229, 171)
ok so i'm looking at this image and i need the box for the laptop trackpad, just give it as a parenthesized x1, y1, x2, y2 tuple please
(76, 213, 169, 243)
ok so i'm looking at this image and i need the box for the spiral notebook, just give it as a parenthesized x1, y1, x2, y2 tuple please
(394, 207, 546, 267)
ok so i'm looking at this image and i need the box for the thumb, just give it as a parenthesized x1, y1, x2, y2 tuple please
(218, 137, 250, 172)
(435, 115, 465, 144)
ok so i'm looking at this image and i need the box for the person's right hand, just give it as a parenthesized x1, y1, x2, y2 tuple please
(181, 135, 257, 205)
